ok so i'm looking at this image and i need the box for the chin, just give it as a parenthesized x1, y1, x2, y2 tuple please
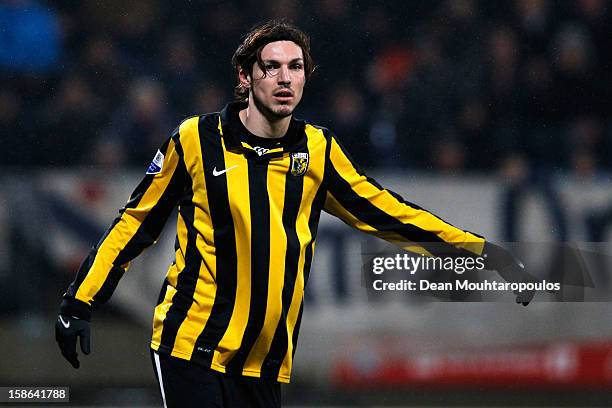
(274, 106, 294, 117)
(266, 103, 294, 119)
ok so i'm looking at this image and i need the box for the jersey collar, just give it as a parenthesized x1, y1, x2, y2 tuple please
(219, 101, 306, 158)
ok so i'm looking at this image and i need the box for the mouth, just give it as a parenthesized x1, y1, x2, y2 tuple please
(273, 89, 294, 103)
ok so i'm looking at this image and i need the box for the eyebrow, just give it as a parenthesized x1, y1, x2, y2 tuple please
(262, 58, 304, 64)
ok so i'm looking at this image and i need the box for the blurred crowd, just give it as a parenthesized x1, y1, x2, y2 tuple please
(2, 0, 611, 175)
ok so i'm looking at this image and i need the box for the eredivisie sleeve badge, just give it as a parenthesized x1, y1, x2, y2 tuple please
(146, 150, 165, 174)
(290, 152, 309, 176)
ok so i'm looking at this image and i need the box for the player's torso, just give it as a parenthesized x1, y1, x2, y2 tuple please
(150, 114, 329, 380)
(179, 114, 328, 253)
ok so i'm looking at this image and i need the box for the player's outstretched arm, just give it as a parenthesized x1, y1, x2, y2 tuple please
(322, 132, 535, 305)
(55, 126, 190, 368)
(322, 132, 484, 255)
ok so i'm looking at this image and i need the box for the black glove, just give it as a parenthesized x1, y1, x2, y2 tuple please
(55, 314, 91, 368)
(483, 242, 537, 306)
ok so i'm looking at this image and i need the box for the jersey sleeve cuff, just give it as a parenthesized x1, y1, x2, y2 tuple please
(60, 298, 92, 321)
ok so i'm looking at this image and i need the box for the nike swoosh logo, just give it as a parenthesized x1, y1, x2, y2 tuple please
(212, 165, 238, 177)
(59, 315, 70, 329)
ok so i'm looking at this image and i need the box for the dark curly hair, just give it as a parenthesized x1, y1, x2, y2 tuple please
(231, 20, 316, 100)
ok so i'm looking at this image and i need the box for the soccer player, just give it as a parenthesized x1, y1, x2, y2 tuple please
(55, 20, 531, 407)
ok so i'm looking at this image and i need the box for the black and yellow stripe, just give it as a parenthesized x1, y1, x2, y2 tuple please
(62, 101, 485, 383)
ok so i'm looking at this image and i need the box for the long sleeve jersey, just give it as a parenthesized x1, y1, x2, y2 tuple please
(61, 101, 485, 383)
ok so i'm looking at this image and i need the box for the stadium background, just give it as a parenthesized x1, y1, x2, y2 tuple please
(2, 0, 612, 406)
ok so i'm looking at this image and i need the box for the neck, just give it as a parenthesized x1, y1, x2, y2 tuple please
(239, 99, 291, 139)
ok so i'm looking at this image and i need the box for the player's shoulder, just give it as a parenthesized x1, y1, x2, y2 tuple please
(173, 111, 221, 142)
(301, 119, 336, 142)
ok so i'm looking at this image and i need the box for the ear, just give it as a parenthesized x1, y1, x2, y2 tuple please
(238, 67, 251, 89)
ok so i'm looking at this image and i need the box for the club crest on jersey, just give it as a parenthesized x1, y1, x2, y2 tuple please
(146, 150, 164, 174)
(290, 152, 309, 176)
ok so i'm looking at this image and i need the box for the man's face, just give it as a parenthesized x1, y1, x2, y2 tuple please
(242, 40, 306, 120)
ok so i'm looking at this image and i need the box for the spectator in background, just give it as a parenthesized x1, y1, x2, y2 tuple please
(431, 132, 467, 173)
(102, 78, 172, 166)
(439, 0, 484, 97)
(368, 104, 402, 170)
(513, 0, 554, 58)
(304, 0, 358, 80)
(552, 23, 600, 119)
(264, 0, 301, 21)
(0, 1, 61, 73)
(493, 21, 569, 243)
(301, 0, 361, 122)
(485, 24, 521, 148)
(36, 74, 104, 166)
(580, 117, 612, 288)
(566, 115, 604, 178)
(399, 30, 452, 169)
(364, 30, 414, 169)
(191, 81, 228, 117)
(456, 98, 492, 170)
(2, 0, 611, 175)
(518, 55, 559, 162)
(573, 0, 611, 76)
(0, 89, 27, 166)
(195, 1, 244, 80)
(93, 1, 163, 73)
(79, 35, 130, 104)
(160, 28, 204, 116)
(328, 81, 370, 166)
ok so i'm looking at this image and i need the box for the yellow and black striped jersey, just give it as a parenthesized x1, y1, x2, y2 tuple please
(61, 101, 485, 383)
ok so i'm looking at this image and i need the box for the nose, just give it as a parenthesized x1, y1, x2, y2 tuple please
(278, 65, 291, 84)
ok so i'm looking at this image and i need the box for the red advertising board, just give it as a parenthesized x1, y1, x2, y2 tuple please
(333, 341, 612, 389)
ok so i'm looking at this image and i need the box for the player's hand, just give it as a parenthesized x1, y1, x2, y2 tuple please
(55, 314, 91, 368)
(483, 242, 536, 306)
